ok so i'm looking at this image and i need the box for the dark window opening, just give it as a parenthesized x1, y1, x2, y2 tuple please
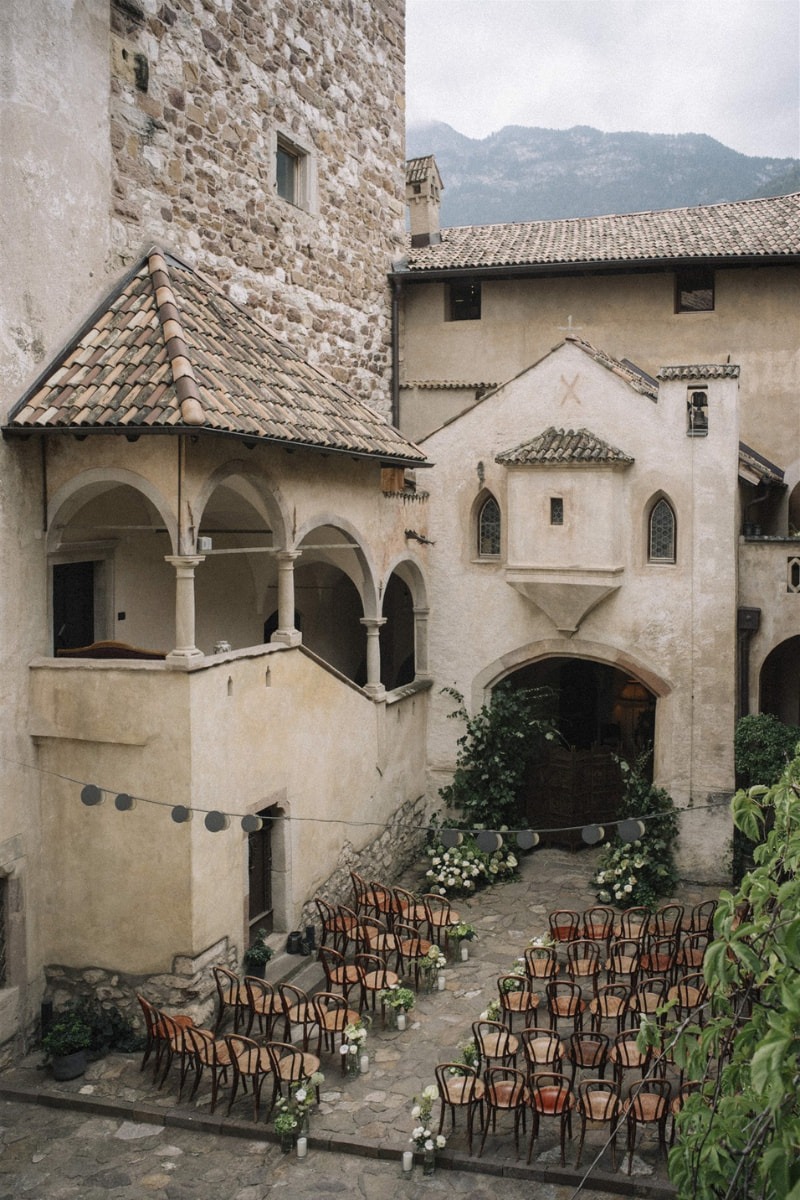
(448, 280, 481, 322)
(53, 561, 96, 651)
(248, 806, 276, 935)
(550, 497, 564, 526)
(676, 269, 714, 313)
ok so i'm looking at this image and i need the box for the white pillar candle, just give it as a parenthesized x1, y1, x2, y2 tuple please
(402, 1150, 414, 1173)
(460, 944, 469, 961)
(397, 1010, 407, 1031)
(296, 1137, 307, 1159)
(360, 1053, 369, 1073)
(437, 972, 446, 990)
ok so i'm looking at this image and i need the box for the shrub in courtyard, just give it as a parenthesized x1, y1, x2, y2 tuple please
(591, 752, 678, 908)
(437, 683, 557, 830)
(732, 713, 800, 883)
(662, 747, 800, 1199)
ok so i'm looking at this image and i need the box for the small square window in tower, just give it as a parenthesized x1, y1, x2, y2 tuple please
(447, 280, 481, 322)
(676, 269, 714, 312)
(687, 388, 708, 436)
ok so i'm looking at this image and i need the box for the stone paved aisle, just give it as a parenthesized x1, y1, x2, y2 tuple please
(0, 847, 718, 1199)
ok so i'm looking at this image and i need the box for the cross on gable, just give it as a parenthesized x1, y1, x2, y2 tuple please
(558, 315, 583, 335)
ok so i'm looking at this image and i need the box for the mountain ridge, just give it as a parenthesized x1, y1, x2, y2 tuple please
(406, 121, 800, 226)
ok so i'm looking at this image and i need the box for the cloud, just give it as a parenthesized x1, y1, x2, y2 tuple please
(407, 0, 800, 158)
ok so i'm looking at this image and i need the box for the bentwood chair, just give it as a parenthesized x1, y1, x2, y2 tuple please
(315, 896, 358, 954)
(479, 1066, 528, 1159)
(264, 1040, 321, 1106)
(354, 952, 400, 1023)
(394, 920, 433, 989)
(589, 982, 630, 1036)
(312, 992, 360, 1063)
(548, 910, 580, 944)
(472, 1019, 519, 1071)
(519, 1026, 564, 1084)
(278, 981, 317, 1050)
(137, 994, 194, 1084)
(545, 980, 586, 1033)
(524, 945, 559, 984)
(497, 974, 539, 1032)
(392, 886, 428, 927)
(608, 1029, 650, 1089)
(574, 1078, 623, 1170)
(581, 905, 615, 945)
(565, 939, 603, 995)
(224, 1033, 273, 1121)
(184, 1024, 232, 1113)
(527, 1072, 574, 1166)
(435, 1062, 485, 1154)
(244, 976, 283, 1040)
(625, 1078, 672, 1173)
(156, 1011, 196, 1097)
(317, 945, 360, 1001)
(422, 893, 460, 949)
(562, 1029, 609, 1086)
(212, 965, 249, 1034)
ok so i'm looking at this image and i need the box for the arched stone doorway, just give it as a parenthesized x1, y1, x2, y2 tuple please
(505, 657, 657, 847)
(759, 636, 800, 725)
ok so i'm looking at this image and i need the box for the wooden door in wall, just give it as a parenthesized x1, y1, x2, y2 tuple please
(248, 806, 275, 934)
(525, 746, 622, 849)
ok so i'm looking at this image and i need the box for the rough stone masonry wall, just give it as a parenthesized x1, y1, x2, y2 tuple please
(109, 0, 406, 417)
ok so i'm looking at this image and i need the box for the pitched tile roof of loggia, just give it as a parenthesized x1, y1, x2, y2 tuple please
(4, 250, 428, 466)
(398, 191, 800, 273)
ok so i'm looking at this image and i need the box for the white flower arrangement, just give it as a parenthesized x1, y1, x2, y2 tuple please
(425, 836, 520, 898)
(410, 1085, 446, 1151)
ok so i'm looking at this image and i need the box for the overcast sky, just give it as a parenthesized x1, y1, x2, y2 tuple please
(406, 0, 800, 160)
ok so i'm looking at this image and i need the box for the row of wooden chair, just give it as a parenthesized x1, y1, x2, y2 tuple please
(137, 994, 321, 1121)
(435, 1060, 675, 1171)
(317, 886, 459, 953)
(548, 900, 717, 947)
(523, 929, 710, 996)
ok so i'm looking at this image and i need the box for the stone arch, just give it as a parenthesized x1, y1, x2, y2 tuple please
(379, 554, 429, 689)
(292, 515, 379, 616)
(46, 467, 177, 555)
(191, 463, 290, 653)
(47, 468, 178, 652)
(759, 636, 800, 725)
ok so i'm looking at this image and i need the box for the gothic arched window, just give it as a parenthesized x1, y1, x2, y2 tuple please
(649, 498, 676, 563)
(478, 496, 501, 557)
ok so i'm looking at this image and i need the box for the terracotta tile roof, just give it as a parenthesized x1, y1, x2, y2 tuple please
(4, 250, 427, 466)
(399, 192, 800, 273)
(564, 336, 657, 398)
(738, 442, 784, 486)
(658, 364, 740, 380)
(496, 427, 634, 466)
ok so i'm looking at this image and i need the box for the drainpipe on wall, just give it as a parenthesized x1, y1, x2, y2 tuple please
(391, 277, 402, 429)
(737, 606, 761, 718)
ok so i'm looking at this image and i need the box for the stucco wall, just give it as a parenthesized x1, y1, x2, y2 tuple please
(420, 342, 739, 881)
(28, 643, 427, 975)
(399, 266, 800, 462)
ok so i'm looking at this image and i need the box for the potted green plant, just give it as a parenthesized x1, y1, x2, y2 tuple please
(243, 928, 274, 978)
(41, 1011, 93, 1080)
(380, 985, 416, 1030)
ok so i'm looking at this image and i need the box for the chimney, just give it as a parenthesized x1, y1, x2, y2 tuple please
(406, 155, 443, 248)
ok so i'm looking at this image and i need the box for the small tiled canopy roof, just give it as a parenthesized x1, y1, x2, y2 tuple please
(398, 191, 800, 273)
(497, 427, 634, 465)
(4, 249, 428, 467)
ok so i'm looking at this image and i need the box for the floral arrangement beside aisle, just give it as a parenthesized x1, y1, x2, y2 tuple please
(340, 1019, 368, 1075)
(410, 1085, 446, 1174)
(273, 1075, 323, 1149)
(425, 835, 519, 899)
(419, 944, 447, 990)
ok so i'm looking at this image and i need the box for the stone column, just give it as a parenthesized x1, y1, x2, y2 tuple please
(360, 617, 387, 698)
(413, 604, 432, 678)
(271, 551, 302, 647)
(164, 555, 205, 667)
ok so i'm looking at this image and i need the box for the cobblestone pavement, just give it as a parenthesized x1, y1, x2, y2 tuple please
(0, 847, 719, 1199)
